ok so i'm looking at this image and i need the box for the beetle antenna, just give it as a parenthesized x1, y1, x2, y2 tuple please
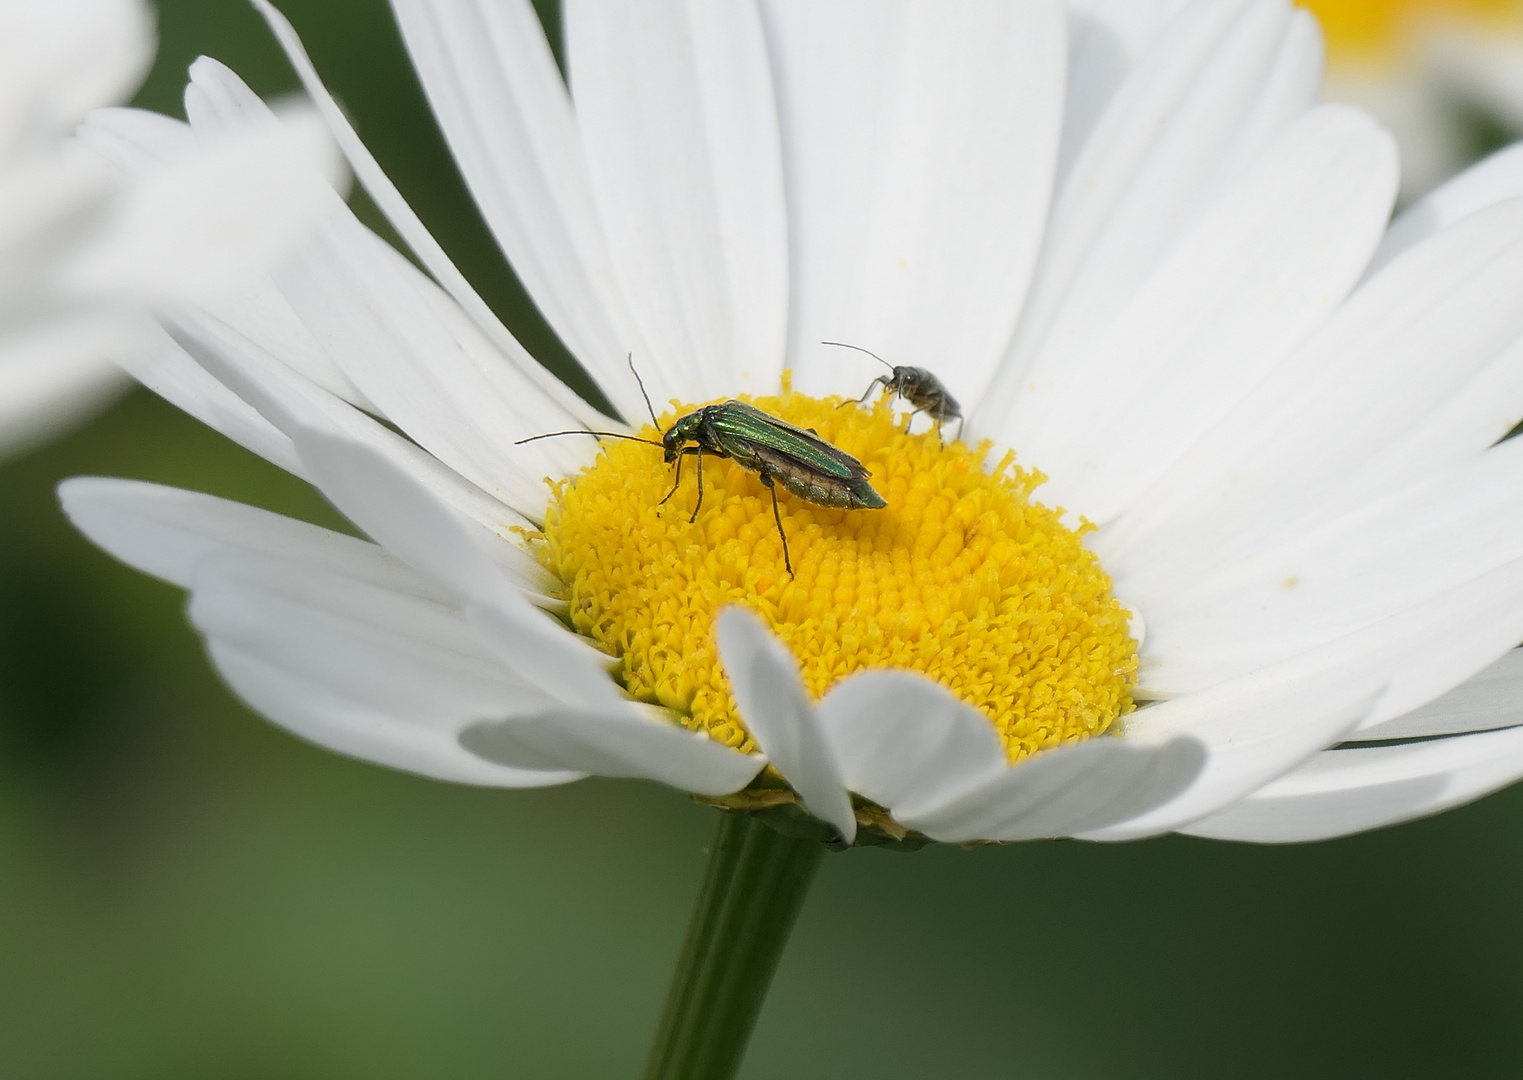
(821, 340, 894, 373)
(516, 429, 665, 448)
(627, 354, 663, 433)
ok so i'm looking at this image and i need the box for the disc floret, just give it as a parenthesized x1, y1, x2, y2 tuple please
(532, 384, 1138, 763)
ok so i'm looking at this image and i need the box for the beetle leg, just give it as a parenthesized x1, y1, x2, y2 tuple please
(690, 447, 706, 522)
(658, 450, 686, 506)
(760, 471, 793, 576)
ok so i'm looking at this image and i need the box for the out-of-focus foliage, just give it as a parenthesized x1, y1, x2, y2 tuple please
(5, 2, 1523, 1076)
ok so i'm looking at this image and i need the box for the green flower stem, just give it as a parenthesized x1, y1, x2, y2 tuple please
(642, 810, 826, 1080)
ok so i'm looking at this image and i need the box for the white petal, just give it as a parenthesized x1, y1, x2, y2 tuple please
(1205, 7, 1322, 187)
(1103, 198, 1523, 598)
(0, 0, 153, 149)
(1181, 726, 1523, 843)
(388, 0, 655, 420)
(466, 602, 629, 715)
(0, 313, 134, 459)
(1003, 103, 1395, 522)
(715, 607, 854, 842)
(1057, 0, 1193, 186)
(1370, 141, 1523, 275)
(977, 0, 1307, 428)
(74, 103, 196, 172)
(1351, 649, 1523, 742)
(902, 734, 1205, 843)
(166, 314, 551, 589)
(460, 711, 764, 796)
(250, 0, 607, 430)
(1349, 561, 1523, 731)
(64, 466, 633, 740)
(78, 95, 379, 414)
(1089, 558, 1523, 839)
(761, 0, 1066, 406)
(566, 0, 788, 401)
(189, 552, 550, 724)
(209, 642, 578, 788)
(0, 154, 108, 290)
(1322, 331, 1523, 514)
(288, 428, 628, 718)
(1138, 440, 1523, 694)
(61, 107, 345, 306)
(275, 211, 593, 516)
(182, 53, 283, 137)
(195, 282, 375, 415)
(115, 324, 307, 477)
(813, 671, 1006, 822)
(59, 476, 445, 596)
(68, 484, 596, 789)
(181, 55, 588, 469)
(71, 487, 585, 789)
(1084, 669, 1381, 841)
(145, 61, 374, 411)
(288, 426, 551, 602)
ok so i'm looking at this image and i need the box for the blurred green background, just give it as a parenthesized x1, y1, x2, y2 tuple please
(5, 1, 1523, 1076)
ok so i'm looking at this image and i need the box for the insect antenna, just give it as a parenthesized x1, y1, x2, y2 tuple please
(821, 340, 894, 372)
(626, 353, 663, 433)
(521, 355, 668, 449)
(515, 430, 664, 448)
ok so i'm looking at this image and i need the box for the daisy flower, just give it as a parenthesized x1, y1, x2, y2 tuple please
(1305, 0, 1523, 198)
(45, 0, 1523, 1052)
(0, 0, 349, 461)
(63, 0, 1523, 852)
(63, 0, 1523, 1068)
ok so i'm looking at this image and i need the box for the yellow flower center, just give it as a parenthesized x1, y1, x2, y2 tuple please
(531, 384, 1137, 765)
(1301, 0, 1521, 62)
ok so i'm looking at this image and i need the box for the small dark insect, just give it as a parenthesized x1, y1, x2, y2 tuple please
(517, 359, 886, 576)
(823, 340, 964, 442)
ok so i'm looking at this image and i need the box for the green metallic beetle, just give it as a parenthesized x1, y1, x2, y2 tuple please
(518, 362, 887, 575)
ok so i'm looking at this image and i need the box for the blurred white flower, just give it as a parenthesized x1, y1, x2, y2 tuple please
(1303, 0, 1523, 198)
(0, 0, 346, 460)
(0, 0, 154, 457)
(61, 0, 1523, 845)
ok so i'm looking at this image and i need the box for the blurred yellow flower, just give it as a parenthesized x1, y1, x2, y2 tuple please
(1311, 0, 1517, 57)
(1307, 0, 1523, 195)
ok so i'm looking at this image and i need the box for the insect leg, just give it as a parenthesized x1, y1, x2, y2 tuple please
(837, 376, 888, 410)
(760, 472, 793, 576)
(658, 450, 686, 506)
(690, 447, 706, 523)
